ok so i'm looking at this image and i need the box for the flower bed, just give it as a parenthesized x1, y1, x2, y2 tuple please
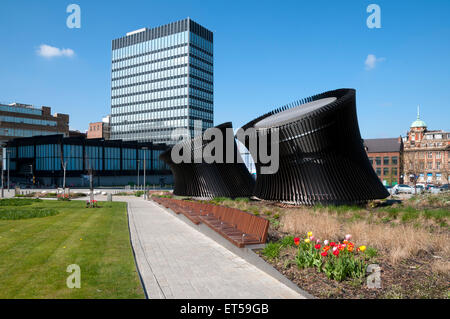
(264, 232, 372, 282)
(57, 193, 70, 201)
(293, 233, 368, 281)
(86, 199, 99, 208)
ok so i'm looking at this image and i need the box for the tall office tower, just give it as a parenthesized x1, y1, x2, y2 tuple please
(110, 18, 214, 144)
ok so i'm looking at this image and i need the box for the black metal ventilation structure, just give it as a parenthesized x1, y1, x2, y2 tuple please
(239, 88, 389, 205)
(160, 122, 255, 199)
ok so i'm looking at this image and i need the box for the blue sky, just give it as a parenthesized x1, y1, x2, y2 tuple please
(0, 0, 449, 137)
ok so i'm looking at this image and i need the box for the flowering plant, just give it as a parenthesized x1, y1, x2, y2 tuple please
(294, 232, 368, 281)
(57, 193, 70, 201)
(85, 199, 98, 208)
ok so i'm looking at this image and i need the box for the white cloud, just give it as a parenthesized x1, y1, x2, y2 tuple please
(37, 44, 75, 58)
(365, 54, 385, 70)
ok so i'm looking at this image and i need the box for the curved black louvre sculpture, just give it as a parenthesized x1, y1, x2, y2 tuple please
(240, 88, 389, 205)
(160, 122, 255, 199)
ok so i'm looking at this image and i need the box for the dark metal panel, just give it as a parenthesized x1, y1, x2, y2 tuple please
(240, 88, 389, 205)
(160, 122, 255, 199)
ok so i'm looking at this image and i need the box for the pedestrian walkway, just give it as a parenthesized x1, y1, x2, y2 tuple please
(126, 197, 307, 299)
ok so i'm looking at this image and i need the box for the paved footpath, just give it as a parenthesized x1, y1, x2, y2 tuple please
(126, 197, 306, 299)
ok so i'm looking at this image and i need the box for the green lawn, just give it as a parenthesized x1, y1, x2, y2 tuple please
(0, 199, 145, 299)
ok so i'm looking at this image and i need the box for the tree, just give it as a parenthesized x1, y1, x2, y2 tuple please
(403, 150, 423, 194)
(60, 143, 75, 198)
(84, 152, 95, 207)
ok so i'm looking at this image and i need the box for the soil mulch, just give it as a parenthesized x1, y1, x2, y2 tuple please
(258, 248, 449, 299)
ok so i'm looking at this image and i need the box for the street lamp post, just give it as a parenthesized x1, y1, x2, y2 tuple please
(7, 150, 10, 192)
(137, 159, 140, 189)
(142, 147, 147, 199)
(29, 164, 33, 188)
(1, 163, 3, 198)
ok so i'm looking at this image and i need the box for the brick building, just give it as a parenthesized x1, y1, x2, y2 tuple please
(87, 116, 110, 140)
(403, 108, 450, 185)
(364, 137, 404, 186)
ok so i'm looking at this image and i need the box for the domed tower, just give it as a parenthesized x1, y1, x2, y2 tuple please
(408, 105, 427, 142)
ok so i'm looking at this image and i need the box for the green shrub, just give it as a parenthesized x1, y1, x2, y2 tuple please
(42, 193, 58, 198)
(0, 198, 41, 206)
(70, 192, 87, 198)
(381, 217, 391, 223)
(401, 208, 420, 222)
(350, 212, 363, 221)
(279, 235, 295, 248)
(0, 208, 60, 220)
(269, 218, 281, 228)
(234, 197, 250, 203)
(135, 191, 145, 197)
(262, 242, 282, 260)
(322, 253, 366, 282)
(14, 193, 36, 198)
(295, 241, 324, 271)
(423, 209, 449, 221)
(210, 197, 229, 204)
(365, 247, 378, 259)
(383, 207, 400, 219)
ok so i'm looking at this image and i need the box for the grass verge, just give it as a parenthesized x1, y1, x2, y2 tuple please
(0, 200, 144, 299)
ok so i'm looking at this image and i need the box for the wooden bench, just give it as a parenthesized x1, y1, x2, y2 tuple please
(152, 197, 269, 248)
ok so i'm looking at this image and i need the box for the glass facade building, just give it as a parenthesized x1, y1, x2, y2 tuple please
(110, 18, 214, 144)
(5, 134, 171, 187)
(111, 18, 214, 144)
(0, 103, 69, 143)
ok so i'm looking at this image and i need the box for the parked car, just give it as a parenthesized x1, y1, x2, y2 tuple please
(431, 187, 443, 194)
(393, 184, 413, 194)
(413, 185, 424, 194)
(426, 184, 437, 191)
(17, 183, 33, 189)
(440, 184, 449, 191)
(385, 185, 397, 195)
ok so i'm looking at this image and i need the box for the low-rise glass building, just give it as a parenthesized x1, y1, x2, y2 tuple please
(4, 134, 172, 187)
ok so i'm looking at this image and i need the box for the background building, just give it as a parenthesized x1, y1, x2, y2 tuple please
(87, 115, 111, 140)
(403, 108, 450, 185)
(110, 18, 214, 144)
(69, 130, 87, 138)
(364, 137, 404, 186)
(5, 134, 172, 187)
(0, 103, 69, 143)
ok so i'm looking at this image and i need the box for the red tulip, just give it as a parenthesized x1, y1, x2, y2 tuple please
(314, 244, 321, 250)
(294, 237, 300, 246)
(333, 249, 340, 256)
(330, 242, 336, 247)
(321, 251, 328, 257)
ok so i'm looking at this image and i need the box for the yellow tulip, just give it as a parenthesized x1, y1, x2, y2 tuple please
(359, 246, 366, 252)
(305, 238, 311, 243)
(307, 232, 313, 237)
